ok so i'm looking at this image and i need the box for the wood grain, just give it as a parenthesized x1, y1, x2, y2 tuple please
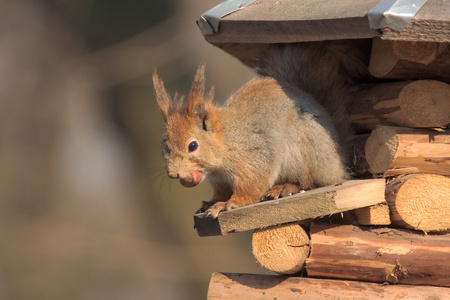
(252, 223, 309, 274)
(364, 126, 450, 176)
(369, 37, 450, 81)
(381, 0, 450, 42)
(207, 272, 450, 299)
(306, 224, 450, 287)
(194, 179, 385, 236)
(349, 80, 450, 132)
(355, 203, 391, 226)
(386, 174, 450, 232)
(202, 0, 379, 44)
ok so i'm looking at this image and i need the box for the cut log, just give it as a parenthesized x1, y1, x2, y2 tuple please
(385, 174, 450, 232)
(207, 272, 450, 299)
(368, 37, 450, 81)
(306, 224, 450, 287)
(194, 179, 385, 236)
(349, 80, 450, 133)
(252, 223, 309, 275)
(355, 203, 391, 226)
(364, 126, 450, 176)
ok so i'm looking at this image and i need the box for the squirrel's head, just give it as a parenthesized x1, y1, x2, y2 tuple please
(153, 65, 223, 188)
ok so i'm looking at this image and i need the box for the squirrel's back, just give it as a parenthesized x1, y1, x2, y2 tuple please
(256, 40, 372, 142)
(217, 76, 347, 189)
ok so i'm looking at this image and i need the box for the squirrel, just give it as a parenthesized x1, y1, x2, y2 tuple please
(153, 40, 371, 219)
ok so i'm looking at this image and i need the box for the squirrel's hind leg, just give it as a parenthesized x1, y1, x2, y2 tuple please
(261, 183, 307, 201)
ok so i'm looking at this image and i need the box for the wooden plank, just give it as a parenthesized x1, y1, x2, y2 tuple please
(194, 179, 385, 236)
(207, 272, 450, 299)
(200, 0, 450, 45)
(381, 0, 450, 42)
(307, 224, 450, 287)
(202, 0, 380, 44)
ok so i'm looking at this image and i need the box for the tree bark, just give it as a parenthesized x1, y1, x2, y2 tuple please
(349, 80, 450, 133)
(368, 37, 450, 81)
(306, 224, 450, 287)
(364, 126, 450, 176)
(207, 272, 450, 299)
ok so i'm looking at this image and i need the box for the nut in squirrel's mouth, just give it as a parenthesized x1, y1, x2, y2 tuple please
(180, 170, 203, 188)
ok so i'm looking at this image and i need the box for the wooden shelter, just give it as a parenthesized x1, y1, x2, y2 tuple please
(194, 0, 450, 298)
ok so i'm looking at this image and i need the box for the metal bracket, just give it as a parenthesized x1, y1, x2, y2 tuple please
(197, 0, 256, 35)
(368, 0, 428, 32)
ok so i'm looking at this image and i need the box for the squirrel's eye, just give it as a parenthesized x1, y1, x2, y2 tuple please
(188, 140, 198, 152)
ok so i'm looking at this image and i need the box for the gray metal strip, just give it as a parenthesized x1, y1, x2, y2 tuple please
(368, 0, 428, 32)
(197, 0, 256, 35)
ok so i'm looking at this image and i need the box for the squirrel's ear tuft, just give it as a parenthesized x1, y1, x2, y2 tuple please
(187, 64, 207, 115)
(188, 65, 218, 132)
(153, 71, 171, 123)
(193, 103, 210, 132)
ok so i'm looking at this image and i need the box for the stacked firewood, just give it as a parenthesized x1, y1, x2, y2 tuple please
(352, 38, 450, 232)
(243, 38, 450, 293)
(201, 38, 450, 299)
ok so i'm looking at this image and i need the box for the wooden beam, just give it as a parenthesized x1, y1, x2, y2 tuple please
(194, 179, 385, 236)
(306, 224, 450, 287)
(207, 272, 450, 299)
(364, 126, 450, 176)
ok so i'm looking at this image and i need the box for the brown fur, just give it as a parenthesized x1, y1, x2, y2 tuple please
(153, 41, 370, 218)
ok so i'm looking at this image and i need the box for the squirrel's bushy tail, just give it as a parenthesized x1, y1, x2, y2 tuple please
(256, 40, 373, 141)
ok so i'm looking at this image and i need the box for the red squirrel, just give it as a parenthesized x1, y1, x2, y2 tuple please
(153, 40, 370, 218)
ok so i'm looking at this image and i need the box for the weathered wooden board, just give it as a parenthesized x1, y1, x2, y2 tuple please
(200, 0, 450, 44)
(207, 273, 450, 299)
(381, 0, 450, 42)
(202, 0, 380, 44)
(194, 179, 385, 236)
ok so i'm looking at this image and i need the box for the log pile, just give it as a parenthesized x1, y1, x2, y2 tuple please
(196, 5, 450, 296)
(239, 37, 450, 296)
(252, 223, 450, 285)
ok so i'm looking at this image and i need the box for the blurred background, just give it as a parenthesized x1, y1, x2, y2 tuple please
(0, 0, 267, 299)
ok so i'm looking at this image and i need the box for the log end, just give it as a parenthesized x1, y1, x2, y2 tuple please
(252, 223, 310, 274)
(399, 80, 450, 127)
(387, 174, 450, 232)
(365, 126, 399, 174)
(355, 203, 391, 226)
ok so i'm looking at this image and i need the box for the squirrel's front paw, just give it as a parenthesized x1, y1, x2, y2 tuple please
(204, 200, 240, 219)
(261, 183, 304, 201)
(205, 202, 227, 219)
